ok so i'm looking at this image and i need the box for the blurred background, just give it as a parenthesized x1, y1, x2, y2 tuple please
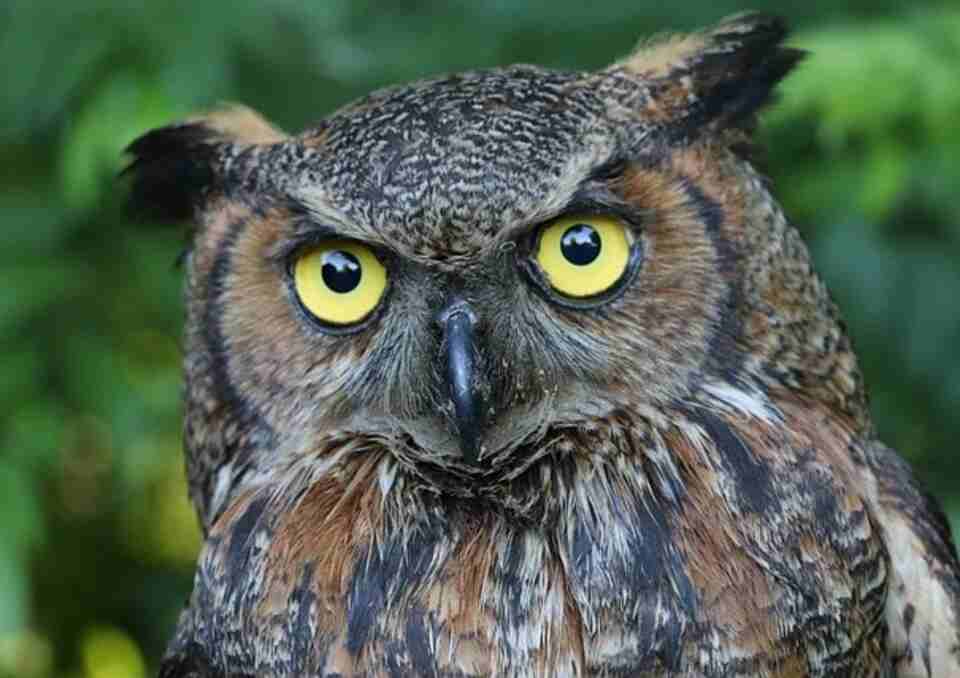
(1, 1, 958, 675)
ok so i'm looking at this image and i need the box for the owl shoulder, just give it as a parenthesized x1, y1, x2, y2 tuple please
(864, 441, 960, 676)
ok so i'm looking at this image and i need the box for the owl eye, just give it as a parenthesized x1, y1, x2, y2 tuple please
(534, 215, 634, 299)
(292, 240, 387, 326)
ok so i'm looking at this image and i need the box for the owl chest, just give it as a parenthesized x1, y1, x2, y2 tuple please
(183, 464, 889, 677)
(402, 501, 888, 677)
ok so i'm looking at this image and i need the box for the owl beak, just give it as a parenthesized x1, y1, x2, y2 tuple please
(440, 300, 485, 464)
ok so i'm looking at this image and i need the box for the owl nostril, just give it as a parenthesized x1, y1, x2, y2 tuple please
(436, 298, 478, 327)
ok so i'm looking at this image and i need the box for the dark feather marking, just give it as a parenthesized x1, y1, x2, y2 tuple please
(676, 176, 746, 385)
(224, 495, 269, 616)
(204, 218, 263, 426)
(677, 176, 724, 235)
(568, 478, 695, 672)
(685, 408, 775, 514)
(383, 645, 406, 678)
(178, 555, 220, 659)
(226, 496, 267, 572)
(664, 13, 806, 143)
(346, 550, 389, 655)
(158, 643, 238, 678)
(346, 520, 445, 655)
(123, 122, 221, 222)
(290, 562, 317, 674)
(499, 531, 529, 631)
(405, 607, 439, 678)
(903, 603, 916, 635)
(636, 432, 686, 511)
(570, 488, 671, 586)
(922, 628, 933, 677)
(197, 218, 276, 524)
(577, 150, 630, 191)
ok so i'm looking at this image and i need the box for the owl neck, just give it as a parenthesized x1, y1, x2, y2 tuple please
(263, 377, 863, 529)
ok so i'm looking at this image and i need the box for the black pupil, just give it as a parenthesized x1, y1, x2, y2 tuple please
(321, 250, 362, 293)
(560, 224, 601, 266)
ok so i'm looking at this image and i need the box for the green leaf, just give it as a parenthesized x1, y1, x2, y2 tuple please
(59, 73, 182, 212)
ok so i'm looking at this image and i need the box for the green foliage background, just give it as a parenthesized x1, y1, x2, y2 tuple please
(1, 1, 958, 675)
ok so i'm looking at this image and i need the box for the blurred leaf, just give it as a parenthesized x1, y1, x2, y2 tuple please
(122, 454, 201, 570)
(0, 263, 86, 335)
(4, 401, 66, 470)
(0, 553, 26, 635)
(0, 446, 48, 625)
(59, 73, 180, 212)
(0, 189, 68, 255)
(81, 627, 145, 678)
(858, 141, 909, 221)
(0, 350, 42, 407)
(0, 630, 53, 678)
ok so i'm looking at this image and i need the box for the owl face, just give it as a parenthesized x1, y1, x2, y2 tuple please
(128, 15, 840, 515)
(176, 72, 732, 479)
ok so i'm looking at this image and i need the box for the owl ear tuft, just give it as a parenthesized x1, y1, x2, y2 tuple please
(615, 13, 805, 139)
(122, 105, 287, 222)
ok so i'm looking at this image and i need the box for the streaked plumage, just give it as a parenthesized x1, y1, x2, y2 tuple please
(127, 13, 960, 677)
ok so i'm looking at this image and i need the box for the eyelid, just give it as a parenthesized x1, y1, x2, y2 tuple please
(266, 224, 339, 266)
(515, 196, 648, 252)
(267, 224, 393, 274)
(562, 200, 649, 232)
(516, 205, 645, 260)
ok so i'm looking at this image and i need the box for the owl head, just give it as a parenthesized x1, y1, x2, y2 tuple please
(127, 14, 864, 528)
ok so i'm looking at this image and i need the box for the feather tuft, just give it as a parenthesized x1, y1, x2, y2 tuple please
(121, 105, 286, 222)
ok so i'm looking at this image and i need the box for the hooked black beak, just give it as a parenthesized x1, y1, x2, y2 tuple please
(440, 301, 485, 464)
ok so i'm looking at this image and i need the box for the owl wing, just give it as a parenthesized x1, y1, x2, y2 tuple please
(866, 442, 960, 676)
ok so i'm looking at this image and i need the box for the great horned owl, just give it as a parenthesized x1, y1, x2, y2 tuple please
(127, 13, 960, 678)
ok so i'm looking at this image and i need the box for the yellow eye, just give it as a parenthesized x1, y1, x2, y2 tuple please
(535, 215, 633, 298)
(293, 240, 387, 326)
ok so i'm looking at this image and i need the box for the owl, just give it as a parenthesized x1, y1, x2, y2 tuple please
(126, 13, 960, 678)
